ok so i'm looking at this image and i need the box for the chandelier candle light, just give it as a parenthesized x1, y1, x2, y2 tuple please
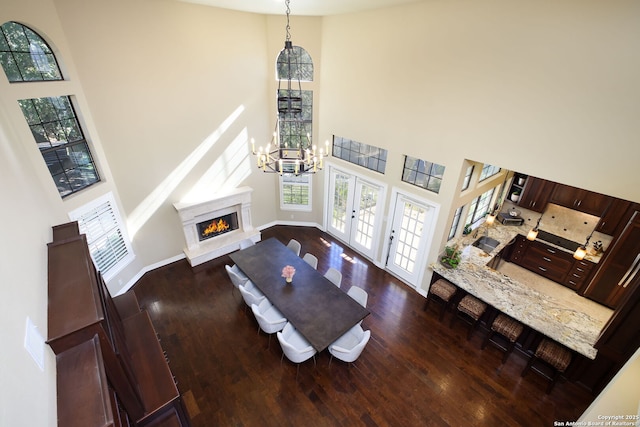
(250, 0, 328, 175)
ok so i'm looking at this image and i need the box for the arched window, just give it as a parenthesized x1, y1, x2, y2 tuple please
(0, 21, 62, 82)
(276, 45, 313, 82)
(1, 21, 99, 197)
(276, 44, 314, 209)
(2, 22, 131, 279)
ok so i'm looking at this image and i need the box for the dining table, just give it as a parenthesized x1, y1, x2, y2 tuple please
(229, 237, 370, 352)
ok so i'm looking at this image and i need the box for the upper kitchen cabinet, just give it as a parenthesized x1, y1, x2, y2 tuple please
(549, 183, 612, 217)
(581, 210, 640, 309)
(596, 198, 632, 236)
(515, 176, 554, 213)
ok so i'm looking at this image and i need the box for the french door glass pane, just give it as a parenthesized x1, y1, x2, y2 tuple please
(354, 183, 378, 250)
(394, 202, 426, 273)
(331, 173, 350, 233)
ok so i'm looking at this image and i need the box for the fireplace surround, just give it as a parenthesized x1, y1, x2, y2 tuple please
(173, 186, 260, 266)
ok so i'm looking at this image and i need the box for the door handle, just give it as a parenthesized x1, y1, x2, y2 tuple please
(618, 252, 640, 288)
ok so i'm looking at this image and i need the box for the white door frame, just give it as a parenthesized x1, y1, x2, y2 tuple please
(323, 162, 387, 264)
(382, 187, 440, 290)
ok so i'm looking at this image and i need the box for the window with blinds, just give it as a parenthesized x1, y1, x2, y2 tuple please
(69, 192, 134, 281)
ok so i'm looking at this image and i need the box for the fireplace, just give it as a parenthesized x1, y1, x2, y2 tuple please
(174, 186, 261, 266)
(197, 212, 238, 241)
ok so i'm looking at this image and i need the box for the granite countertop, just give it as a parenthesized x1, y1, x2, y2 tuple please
(431, 222, 612, 359)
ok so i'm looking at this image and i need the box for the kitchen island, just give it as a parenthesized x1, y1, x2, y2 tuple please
(431, 221, 612, 359)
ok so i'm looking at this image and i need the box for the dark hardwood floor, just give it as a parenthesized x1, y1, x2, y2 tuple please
(132, 225, 595, 426)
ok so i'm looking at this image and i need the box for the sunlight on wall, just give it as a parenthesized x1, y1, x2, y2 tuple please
(180, 127, 252, 204)
(127, 105, 245, 238)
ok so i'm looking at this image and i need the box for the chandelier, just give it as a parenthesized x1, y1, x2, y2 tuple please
(250, 0, 326, 175)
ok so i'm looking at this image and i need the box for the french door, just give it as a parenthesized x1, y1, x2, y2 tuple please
(326, 167, 384, 261)
(385, 191, 438, 286)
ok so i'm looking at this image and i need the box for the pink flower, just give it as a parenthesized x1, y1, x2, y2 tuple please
(281, 265, 296, 279)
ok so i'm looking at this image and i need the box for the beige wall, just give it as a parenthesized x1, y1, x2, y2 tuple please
(319, 0, 640, 289)
(1, 0, 639, 425)
(580, 347, 640, 423)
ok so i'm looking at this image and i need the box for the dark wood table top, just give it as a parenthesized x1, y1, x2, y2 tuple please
(229, 238, 370, 352)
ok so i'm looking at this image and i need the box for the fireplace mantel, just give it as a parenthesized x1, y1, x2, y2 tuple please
(173, 186, 260, 266)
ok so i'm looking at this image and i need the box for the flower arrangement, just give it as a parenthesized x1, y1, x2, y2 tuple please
(440, 245, 461, 269)
(282, 265, 296, 283)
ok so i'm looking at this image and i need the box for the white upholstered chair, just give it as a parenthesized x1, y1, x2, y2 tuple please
(302, 253, 318, 269)
(277, 322, 317, 378)
(251, 299, 287, 348)
(225, 264, 248, 297)
(347, 286, 368, 308)
(324, 267, 342, 288)
(239, 238, 255, 250)
(238, 281, 266, 310)
(328, 324, 371, 366)
(286, 239, 302, 256)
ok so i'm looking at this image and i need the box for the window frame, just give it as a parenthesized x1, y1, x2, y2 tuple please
(478, 164, 501, 182)
(465, 188, 496, 227)
(401, 155, 445, 194)
(18, 95, 100, 197)
(461, 165, 474, 191)
(279, 173, 312, 212)
(448, 205, 464, 240)
(332, 136, 387, 174)
(0, 21, 63, 82)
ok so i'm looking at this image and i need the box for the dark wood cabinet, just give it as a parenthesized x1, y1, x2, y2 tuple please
(549, 183, 612, 217)
(564, 259, 595, 291)
(516, 176, 554, 213)
(596, 198, 631, 235)
(47, 222, 191, 427)
(508, 234, 528, 263)
(581, 211, 640, 309)
(516, 239, 575, 283)
(509, 235, 595, 291)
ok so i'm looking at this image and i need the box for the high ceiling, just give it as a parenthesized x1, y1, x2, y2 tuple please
(177, 0, 425, 16)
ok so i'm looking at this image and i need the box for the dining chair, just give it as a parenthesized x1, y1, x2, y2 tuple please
(329, 324, 371, 366)
(251, 299, 287, 349)
(324, 267, 342, 288)
(347, 286, 368, 308)
(277, 322, 317, 379)
(225, 264, 248, 297)
(238, 281, 266, 310)
(286, 239, 302, 256)
(239, 238, 255, 250)
(302, 253, 318, 269)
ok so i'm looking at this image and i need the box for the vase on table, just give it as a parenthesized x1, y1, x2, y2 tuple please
(282, 265, 296, 285)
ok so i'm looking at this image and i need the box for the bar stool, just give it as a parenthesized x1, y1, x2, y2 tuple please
(424, 279, 457, 321)
(450, 294, 487, 340)
(521, 338, 572, 394)
(481, 313, 524, 364)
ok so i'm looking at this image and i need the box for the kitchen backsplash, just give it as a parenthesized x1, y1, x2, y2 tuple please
(501, 202, 613, 253)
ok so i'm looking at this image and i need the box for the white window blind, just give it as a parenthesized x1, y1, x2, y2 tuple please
(69, 193, 133, 281)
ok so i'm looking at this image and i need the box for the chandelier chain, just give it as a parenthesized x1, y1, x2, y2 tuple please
(285, 0, 291, 42)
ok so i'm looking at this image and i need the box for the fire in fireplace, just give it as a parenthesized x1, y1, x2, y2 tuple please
(196, 212, 239, 241)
